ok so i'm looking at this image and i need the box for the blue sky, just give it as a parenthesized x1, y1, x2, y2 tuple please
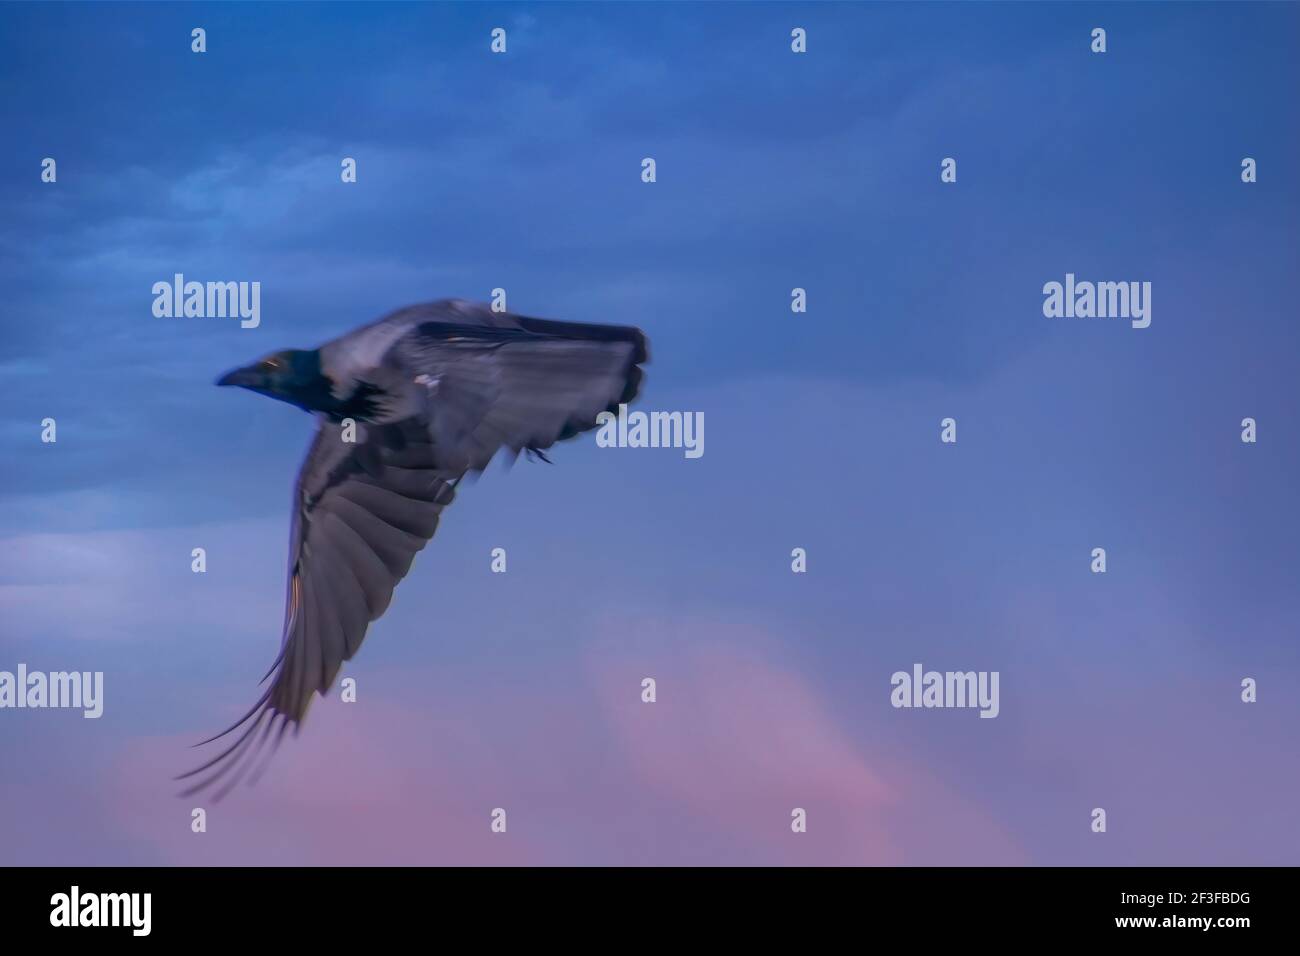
(1, 2, 1298, 865)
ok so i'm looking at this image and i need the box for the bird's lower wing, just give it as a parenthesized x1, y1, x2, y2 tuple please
(178, 418, 454, 799)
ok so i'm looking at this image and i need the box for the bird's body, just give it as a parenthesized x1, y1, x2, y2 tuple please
(181, 300, 647, 797)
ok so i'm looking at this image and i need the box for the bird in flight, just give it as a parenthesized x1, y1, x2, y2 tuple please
(179, 299, 647, 798)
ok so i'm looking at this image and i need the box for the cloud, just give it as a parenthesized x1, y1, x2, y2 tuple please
(583, 617, 1026, 865)
(0, 518, 284, 643)
(0, 616, 1023, 865)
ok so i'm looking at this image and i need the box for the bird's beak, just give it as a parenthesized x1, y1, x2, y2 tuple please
(216, 365, 263, 389)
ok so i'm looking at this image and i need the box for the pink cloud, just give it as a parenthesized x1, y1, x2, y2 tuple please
(585, 631, 1025, 865)
(72, 619, 1026, 866)
(105, 699, 548, 866)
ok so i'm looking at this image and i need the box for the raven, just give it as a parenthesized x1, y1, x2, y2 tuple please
(180, 299, 648, 798)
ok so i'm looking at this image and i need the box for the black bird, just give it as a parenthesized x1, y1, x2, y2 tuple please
(180, 299, 647, 797)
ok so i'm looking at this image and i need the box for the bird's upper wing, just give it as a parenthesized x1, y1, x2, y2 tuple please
(179, 417, 455, 798)
(373, 300, 648, 474)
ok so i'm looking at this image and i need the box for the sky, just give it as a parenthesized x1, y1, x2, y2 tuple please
(1, 1, 1298, 866)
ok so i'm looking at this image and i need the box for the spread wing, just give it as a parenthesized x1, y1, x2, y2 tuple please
(327, 299, 649, 474)
(178, 417, 455, 798)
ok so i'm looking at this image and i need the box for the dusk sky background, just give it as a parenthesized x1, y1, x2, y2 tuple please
(2, 2, 1298, 865)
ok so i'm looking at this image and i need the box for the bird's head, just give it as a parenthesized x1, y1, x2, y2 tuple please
(216, 349, 324, 409)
